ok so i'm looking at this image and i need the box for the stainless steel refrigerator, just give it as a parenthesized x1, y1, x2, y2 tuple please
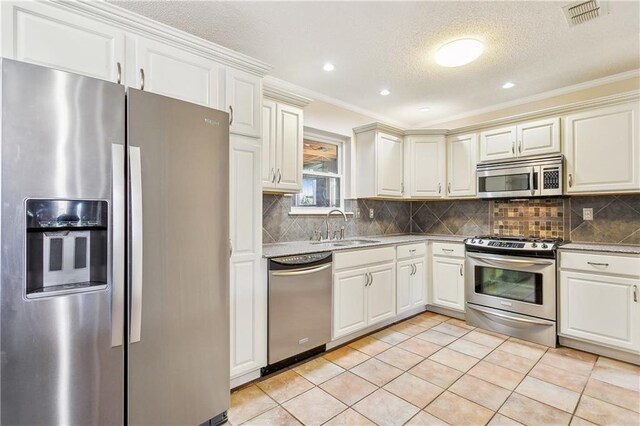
(0, 59, 230, 425)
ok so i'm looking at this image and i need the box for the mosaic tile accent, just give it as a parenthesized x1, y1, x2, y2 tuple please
(491, 198, 567, 239)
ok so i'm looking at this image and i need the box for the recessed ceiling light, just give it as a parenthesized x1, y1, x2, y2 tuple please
(502, 82, 515, 89)
(323, 63, 335, 72)
(435, 39, 484, 67)
(420, 107, 431, 112)
(380, 89, 391, 96)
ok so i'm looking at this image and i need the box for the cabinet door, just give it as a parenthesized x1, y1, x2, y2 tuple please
(131, 36, 221, 108)
(333, 268, 368, 339)
(431, 257, 465, 311)
(447, 134, 477, 198)
(261, 100, 277, 189)
(367, 263, 396, 326)
(560, 271, 639, 353)
(275, 103, 303, 192)
(517, 118, 560, 157)
(396, 259, 414, 314)
(229, 137, 265, 377)
(225, 68, 262, 138)
(410, 259, 427, 308)
(406, 136, 445, 198)
(377, 133, 404, 197)
(564, 103, 639, 193)
(1, 1, 125, 82)
(479, 126, 516, 162)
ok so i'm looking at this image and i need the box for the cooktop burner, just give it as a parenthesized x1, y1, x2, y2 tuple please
(465, 235, 563, 253)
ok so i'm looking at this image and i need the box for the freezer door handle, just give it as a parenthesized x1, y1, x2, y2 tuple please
(130, 146, 144, 343)
(111, 144, 125, 347)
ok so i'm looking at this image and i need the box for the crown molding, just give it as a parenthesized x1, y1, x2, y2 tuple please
(52, 0, 272, 77)
(418, 68, 640, 128)
(403, 129, 448, 136)
(353, 122, 405, 136)
(263, 82, 313, 108)
(263, 76, 409, 128)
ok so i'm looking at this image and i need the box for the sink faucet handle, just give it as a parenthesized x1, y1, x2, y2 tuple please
(313, 229, 322, 241)
(340, 226, 345, 240)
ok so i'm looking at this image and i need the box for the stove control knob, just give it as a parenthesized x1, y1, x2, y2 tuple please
(478, 240, 484, 244)
(541, 243, 548, 249)
(531, 242, 537, 248)
(471, 239, 476, 244)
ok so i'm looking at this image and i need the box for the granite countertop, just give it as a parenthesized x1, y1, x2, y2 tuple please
(262, 234, 469, 258)
(559, 242, 640, 255)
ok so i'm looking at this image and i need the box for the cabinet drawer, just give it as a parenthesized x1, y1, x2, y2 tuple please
(397, 242, 426, 260)
(334, 246, 395, 270)
(560, 251, 640, 277)
(432, 242, 465, 258)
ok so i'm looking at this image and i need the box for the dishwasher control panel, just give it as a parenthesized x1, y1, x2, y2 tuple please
(271, 252, 332, 266)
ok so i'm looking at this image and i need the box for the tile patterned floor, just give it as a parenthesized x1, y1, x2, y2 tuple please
(228, 313, 640, 426)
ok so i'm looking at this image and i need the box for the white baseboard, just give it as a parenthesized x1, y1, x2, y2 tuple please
(230, 369, 262, 390)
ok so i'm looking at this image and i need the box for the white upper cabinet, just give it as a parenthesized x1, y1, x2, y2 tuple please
(447, 134, 477, 198)
(564, 102, 639, 194)
(261, 100, 278, 187)
(355, 126, 404, 198)
(517, 117, 560, 157)
(225, 68, 262, 138)
(1, 1, 125, 83)
(480, 118, 560, 162)
(128, 35, 222, 108)
(405, 135, 446, 198)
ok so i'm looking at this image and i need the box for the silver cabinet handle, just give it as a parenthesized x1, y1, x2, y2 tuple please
(448, 182, 451, 194)
(459, 263, 463, 276)
(587, 262, 609, 267)
(116, 62, 122, 85)
(270, 168, 276, 183)
(140, 68, 145, 90)
(413, 264, 417, 275)
(111, 144, 125, 347)
(364, 273, 370, 287)
(368, 272, 373, 286)
(438, 183, 442, 194)
(130, 146, 144, 344)
(229, 105, 234, 125)
(518, 140, 522, 154)
(271, 264, 332, 277)
(512, 141, 515, 154)
(569, 173, 573, 188)
(633, 285, 638, 303)
(229, 239, 233, 258)
(277, 169, 282, 183)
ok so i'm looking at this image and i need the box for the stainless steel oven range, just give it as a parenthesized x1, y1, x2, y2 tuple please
(464, 236, 562, 347)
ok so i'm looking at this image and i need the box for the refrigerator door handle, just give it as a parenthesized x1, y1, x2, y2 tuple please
(111, 144, 125, 347)
(130, 146, 144, 343)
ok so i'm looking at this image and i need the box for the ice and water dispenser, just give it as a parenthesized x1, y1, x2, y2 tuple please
(26, 199, 109, 298)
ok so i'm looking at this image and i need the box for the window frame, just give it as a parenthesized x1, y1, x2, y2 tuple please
(290, 130, 347, 216)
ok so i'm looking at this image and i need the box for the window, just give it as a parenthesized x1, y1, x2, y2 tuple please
(291, 134, 344, 214)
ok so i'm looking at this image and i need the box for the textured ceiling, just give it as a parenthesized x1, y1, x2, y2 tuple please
(111, 1, 640, 127)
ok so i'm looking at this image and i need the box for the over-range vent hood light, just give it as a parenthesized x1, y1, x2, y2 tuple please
(562, 0, 608, 26)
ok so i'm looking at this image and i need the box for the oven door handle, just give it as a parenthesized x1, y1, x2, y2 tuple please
(467, 253, 553, 267)
(466, 303, 554, 326)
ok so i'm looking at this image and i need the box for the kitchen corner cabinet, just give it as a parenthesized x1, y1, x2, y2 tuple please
(564, 102, 639, 194)
(333, 247, 396, 339)
(229, 136, 266, 378)
(261, 99, 303, 192)
(405, 135, 446, 198)
(446, 134, 477, 198)
(430, 243, 465, 312)
(559, 251, 640, 354)
(356, 128, 404, 198)
(0, 1, 125, 83)
(479, 118, 560, 162)
(396, 243, 427, 315)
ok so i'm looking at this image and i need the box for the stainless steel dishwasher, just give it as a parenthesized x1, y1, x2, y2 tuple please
(267, 252, 332, 368)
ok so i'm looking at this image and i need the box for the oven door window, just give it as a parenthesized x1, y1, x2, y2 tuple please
(474, 266, 543, 305)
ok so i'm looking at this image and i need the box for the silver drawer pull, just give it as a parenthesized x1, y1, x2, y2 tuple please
(442, 248, 454, 252)
(587, 262, 609, 267)
(409, 249, 417, 253)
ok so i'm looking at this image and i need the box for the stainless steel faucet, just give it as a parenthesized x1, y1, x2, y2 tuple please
(324, 209, 348, 240)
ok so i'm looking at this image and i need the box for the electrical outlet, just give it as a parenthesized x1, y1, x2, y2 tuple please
(355, 208, 361, 219)
(583, 207, 593, 221)
(369, 208, 374, 219)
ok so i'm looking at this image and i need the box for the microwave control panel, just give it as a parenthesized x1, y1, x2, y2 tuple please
(542, 168, 560, 189)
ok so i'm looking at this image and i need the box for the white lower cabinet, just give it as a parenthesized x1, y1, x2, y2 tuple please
(397, 259, 426, 314)
(559, 251, 640, 355)
(430, 243, 465, 312)
(333, 247, 396, 339)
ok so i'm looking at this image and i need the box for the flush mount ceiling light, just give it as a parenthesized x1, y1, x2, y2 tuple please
(419, 107, 431, 112)
(435, 39, 484, 67)
(502, 82, 515, 89)
(380, 89, 391, 96)
(323, 63, 335, 72)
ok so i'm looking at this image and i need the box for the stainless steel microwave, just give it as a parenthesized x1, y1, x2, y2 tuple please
(477, 155, 563, 199)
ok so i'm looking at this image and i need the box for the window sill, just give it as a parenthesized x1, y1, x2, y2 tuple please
(289, 208, 354, 217)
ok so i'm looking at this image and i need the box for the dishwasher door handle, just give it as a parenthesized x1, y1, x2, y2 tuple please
(270, 263, 332, 277)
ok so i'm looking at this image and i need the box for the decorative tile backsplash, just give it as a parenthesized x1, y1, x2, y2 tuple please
(491, 198, 567, 239)
(263, 194, 640, 245)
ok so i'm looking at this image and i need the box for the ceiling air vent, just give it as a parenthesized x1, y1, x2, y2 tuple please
(562, 0, 608, 26)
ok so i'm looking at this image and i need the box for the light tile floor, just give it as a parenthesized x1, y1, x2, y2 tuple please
(228, 312, 640, 426)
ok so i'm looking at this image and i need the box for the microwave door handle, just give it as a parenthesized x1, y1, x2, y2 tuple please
(111, 144, 125, 347)
(130, 146, 143, 344)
